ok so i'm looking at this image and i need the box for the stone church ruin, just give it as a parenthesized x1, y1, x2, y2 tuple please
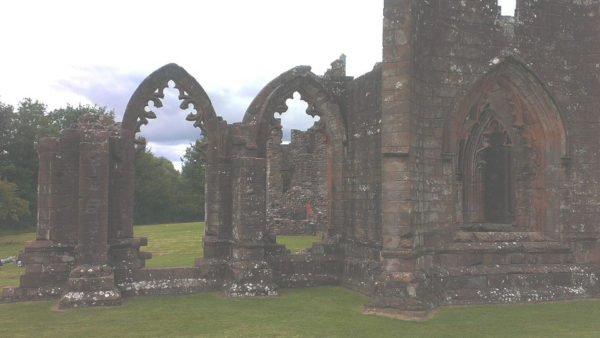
(2, 0, 600, 317)
(267, 123, 329, 237)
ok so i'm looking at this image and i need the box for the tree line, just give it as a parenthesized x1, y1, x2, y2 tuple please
(0, 98, 205, 230)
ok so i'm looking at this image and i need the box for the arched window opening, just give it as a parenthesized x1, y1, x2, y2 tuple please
(479, 121, 514, 224)
(133, 79, 205, 267)
(267, 91, 325, 249)
(274, 92, 321, 143)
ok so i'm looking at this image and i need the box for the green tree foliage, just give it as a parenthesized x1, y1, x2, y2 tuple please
(0, 99, 53, 228)
(0, 98, 113, 229)
(0, 96, 205, 228)
(175, 142, 205, 221)
(133, 138, 206, 225)
(133, 138, 180, 225)
(47, 103, 115, 131)
(0, 177, 29, 223)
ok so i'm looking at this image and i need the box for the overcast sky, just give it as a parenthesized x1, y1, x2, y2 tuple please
(0, 0, 516, 170)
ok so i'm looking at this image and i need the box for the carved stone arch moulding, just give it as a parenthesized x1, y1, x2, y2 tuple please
(243, 66, 347, 237)
(443, 57, 568, 233)
(112, 63, 224, 248)
(443, 57, 567, 158)
(121, 63, 218, 140)
(242, 66, 347, 156)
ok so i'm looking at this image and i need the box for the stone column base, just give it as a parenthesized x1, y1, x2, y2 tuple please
(19, 240, 75, 290)
(225, 261, 279, 297)
(58, 264, 122, 309)
(203, 236, 232, 259)
(109, 237, 151, 285)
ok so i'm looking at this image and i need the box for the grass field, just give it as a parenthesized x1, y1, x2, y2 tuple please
(1, 223, 600, 337)
(0, 231, 34, 288)
(0, 222, 319, 287)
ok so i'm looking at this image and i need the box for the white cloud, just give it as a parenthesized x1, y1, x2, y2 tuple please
(146, 142, 190, 172)
(499, 0, 517, 16)
(1, 1, 517, 168)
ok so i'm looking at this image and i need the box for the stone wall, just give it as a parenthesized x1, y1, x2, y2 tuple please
(267, 125, 328, 236)
(369, 0, 600, 316)
(340, 66, 384, 294)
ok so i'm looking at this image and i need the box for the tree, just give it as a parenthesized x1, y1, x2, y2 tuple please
(133, 137, 181, 225)
(0, 177, 29, 224)
(175, 142, 206, 221)
(47, 103, 114, 131)
(0, 102, 14, 173)
(0, 99, 114, 229)
(0, 99, 53, 228)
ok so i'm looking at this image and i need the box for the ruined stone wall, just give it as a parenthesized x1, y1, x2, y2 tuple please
(512, 0, 600, 261)
(405, 0, 600, 254)
(410, 0, 510, 248)
(340, 66, 383, 294)
(267, 126, 328, 236)
(367, 0, 600, 315)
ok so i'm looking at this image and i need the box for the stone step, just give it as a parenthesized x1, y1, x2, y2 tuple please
(453, 231, 554, 243)
(459, 223, 516, 232)
(445, 286, 592, 305)
(444, 264, 578, 289)
(437, 239, 574, 267)
(441, 264, 600, 305)
(438, 250, 573, 266)
(132, 265, 225, 282)
(441, 240, 571, 254)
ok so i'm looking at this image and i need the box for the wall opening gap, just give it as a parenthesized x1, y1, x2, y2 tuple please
(134, 79, 205, 267)
(269, 91, 326, 251)
(500, 0, 516, 17)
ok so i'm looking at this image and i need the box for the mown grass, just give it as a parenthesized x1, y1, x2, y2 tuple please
(0, 231, 34, 288)
(277, 234, 320, 253)
(133, 222, 318, 267)
(0, 222, 318, 287)
(134, 222, 205, 267)
(1, 223, 600, 337)
(0, 287, 599, 337)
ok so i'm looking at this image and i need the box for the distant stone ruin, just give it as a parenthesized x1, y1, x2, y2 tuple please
(267, 124, 328, 237)
(2, 0, 600, 318)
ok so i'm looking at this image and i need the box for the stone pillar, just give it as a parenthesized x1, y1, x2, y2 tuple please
(369, 0, 431, 317)
(59, 127, 121, 308)
(108, 135, 150, 286)
(36, 137, 59, 241)
(18, 134, 80, 298)
(266, 122, 283, 218)
(202, 160, 233, 258)
(202, 120, 233, 259)
(226, 156, 278, 297)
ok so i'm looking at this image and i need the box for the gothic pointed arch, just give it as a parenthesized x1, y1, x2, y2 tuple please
(243, 66, 347, 156)
(121, 63, 218, 140)
(243, 66, 347, 237)
(443, 57, 568, 233)
(113, 64, 231, 259)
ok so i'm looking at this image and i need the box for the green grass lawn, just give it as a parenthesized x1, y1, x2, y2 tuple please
(134, 222, 205, 267)
(0, 287, 599, 337)
(0, 231, 35, 288)
(1, 223, 600, 337)
(133, 222, 318, 267)
(0, 222, 318, 287)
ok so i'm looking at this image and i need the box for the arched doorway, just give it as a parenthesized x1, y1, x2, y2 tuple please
(115, 63, 231, 259)
(444, 58, 567, 234)
(243, 66, 347, 243)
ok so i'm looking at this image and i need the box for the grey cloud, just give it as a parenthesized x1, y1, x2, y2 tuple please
(56, 66, 145, 121)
